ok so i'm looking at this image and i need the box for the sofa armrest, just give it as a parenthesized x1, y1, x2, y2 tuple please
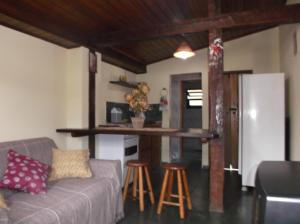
(89, 159, 122, 187)
(0, 209, 10, 224)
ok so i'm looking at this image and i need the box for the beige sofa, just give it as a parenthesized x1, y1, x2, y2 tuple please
(0, 137, 124, 224)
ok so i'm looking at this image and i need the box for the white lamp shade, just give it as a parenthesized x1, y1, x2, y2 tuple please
(173, 41, 195, 60)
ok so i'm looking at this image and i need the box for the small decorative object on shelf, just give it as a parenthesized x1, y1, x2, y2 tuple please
(125, 82, 150, 128)
(119, 74, 128, 82)
(159, 88, 168, 111)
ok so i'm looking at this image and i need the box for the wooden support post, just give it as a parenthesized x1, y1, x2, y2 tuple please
(88, 50, 97, 158)
(208, 0, 225, 212)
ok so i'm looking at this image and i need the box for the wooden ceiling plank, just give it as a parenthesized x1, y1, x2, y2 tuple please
(93, 3, 300, 47)
(0, 0, 288, 70)
(144, 25, 274, 65)
(100, 48, 146, 74)
(110, 47, 145, 64)
(0, 13, 79, 48)
(0, 1, 146, 74)
(0, 1, 87, 45)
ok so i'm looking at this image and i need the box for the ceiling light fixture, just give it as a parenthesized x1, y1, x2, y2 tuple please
(173, 41, 195, 60)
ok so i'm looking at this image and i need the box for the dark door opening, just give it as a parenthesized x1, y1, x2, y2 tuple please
(223, 70, 253, 170)
(181, 80, 202, 163)
(169, 73, 201, 162)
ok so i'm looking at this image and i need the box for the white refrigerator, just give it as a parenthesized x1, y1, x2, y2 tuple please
(238, 73, 285, 187)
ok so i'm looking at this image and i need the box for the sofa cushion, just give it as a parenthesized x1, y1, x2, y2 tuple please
(0, 138, 56, 180)
(0, 208, 10, 224)
(7, 177, 122, 224)
(0, 193, 8, 209)
(0, 150, 50, 195)
(49, 149, 92, 181)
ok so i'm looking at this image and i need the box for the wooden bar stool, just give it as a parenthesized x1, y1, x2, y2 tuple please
(123, 160, 155, 212)
(157, 163, 192, 219)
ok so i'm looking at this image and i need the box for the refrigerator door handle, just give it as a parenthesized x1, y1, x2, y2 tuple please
(229, 107, 238, 111)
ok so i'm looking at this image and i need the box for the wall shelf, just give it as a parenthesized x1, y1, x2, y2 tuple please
(110, 81, 138, 88)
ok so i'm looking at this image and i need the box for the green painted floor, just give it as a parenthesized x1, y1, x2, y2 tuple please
(119, 161, 254, 224)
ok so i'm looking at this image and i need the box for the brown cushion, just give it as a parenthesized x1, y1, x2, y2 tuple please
(49, 149, 92, 181)
(0, 193, 7, 209)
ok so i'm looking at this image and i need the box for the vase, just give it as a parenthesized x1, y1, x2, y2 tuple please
(131, 117, 145, 128)
(131, 112, 145, 128)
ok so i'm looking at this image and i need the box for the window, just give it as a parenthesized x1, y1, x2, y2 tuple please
(186, 89, 203, 108)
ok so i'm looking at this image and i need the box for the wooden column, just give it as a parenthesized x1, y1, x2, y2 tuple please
(88, 50, 97, 158)
(208, 0, 225, 212)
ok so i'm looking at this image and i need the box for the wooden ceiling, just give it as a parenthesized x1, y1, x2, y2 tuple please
(0, 0, 298, 74)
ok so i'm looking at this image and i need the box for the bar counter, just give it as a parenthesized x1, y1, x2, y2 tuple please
(56, 127, 218, 140)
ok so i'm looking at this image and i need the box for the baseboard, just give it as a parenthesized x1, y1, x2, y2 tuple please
(202, 165, 209, 170)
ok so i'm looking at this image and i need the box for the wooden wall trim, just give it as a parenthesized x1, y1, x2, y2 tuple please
(88, 50, 97, 158)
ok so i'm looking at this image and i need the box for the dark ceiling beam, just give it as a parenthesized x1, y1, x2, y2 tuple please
(93, 3, 300, 47)
(100, 48, 146, 74)
(0, 6, 145, 74)
(0, 13, 79, 49)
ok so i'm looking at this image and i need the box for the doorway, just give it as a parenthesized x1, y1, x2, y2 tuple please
(169, 73, 202, 162)
(181, 80, 202, 162)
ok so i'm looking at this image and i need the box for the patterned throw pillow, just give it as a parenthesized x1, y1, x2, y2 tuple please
(0, 150, 50, 195)
(0, 193, 7, 209)
(49, 149, 92, 181)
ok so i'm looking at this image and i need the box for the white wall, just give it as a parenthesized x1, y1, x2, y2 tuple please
(287, 0, 300, 4)
(62, 48, 136, 148)
(224, 28, 280, 72)
(0, 25, 67, 147)
(0, 25, 138, 150)
(96, 62, 136, 124)
(138, 27, 280, 164)
(63, 47, 89, 149)
(137, 49, 209, 163)
(0, 24, 283, 162)
(279, 23, 300, 160)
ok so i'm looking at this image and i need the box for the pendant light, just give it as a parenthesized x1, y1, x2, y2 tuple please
(173, 41, 195, 60)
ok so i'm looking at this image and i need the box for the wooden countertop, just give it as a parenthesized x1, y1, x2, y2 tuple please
(56, 127, 218, 140)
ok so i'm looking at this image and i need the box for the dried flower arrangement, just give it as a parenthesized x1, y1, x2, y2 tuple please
(124, 82, 150, 117)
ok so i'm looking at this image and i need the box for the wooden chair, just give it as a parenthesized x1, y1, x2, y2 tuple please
(122, 160, 155, 212)
(157, 163, 192, 219)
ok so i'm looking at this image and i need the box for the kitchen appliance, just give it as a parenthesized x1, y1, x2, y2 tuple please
(96, 134, 139, 186)
(111, 107, 123, 123)
(253, 161, 300, 224)
(238, 73, 285, 187)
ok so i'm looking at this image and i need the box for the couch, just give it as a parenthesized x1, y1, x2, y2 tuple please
(0, 137, 124, 224)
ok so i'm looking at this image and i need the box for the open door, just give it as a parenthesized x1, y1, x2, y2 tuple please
(223, 70, 252, 170)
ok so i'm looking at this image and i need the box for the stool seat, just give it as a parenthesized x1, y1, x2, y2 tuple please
(162, 163, 186, 170)
(127, 160, 149, 167)
(157, 162, 192, 219)
(123, 160, 155, 212)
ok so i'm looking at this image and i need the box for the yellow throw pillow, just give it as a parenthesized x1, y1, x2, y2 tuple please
(49, 149, 92, 181)
(0, 193, 7, 209)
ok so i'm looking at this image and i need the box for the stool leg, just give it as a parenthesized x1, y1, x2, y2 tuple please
(132, 167, 138, 200)
(182, 170, 192, 210)
(138, 166, 144, 212)
(157, 169, 169, 215)
(166, 170, 174, 201)
(177, 170, 185, 219)
(144, 166, 155, 204)
(123, 167, 132, 202)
